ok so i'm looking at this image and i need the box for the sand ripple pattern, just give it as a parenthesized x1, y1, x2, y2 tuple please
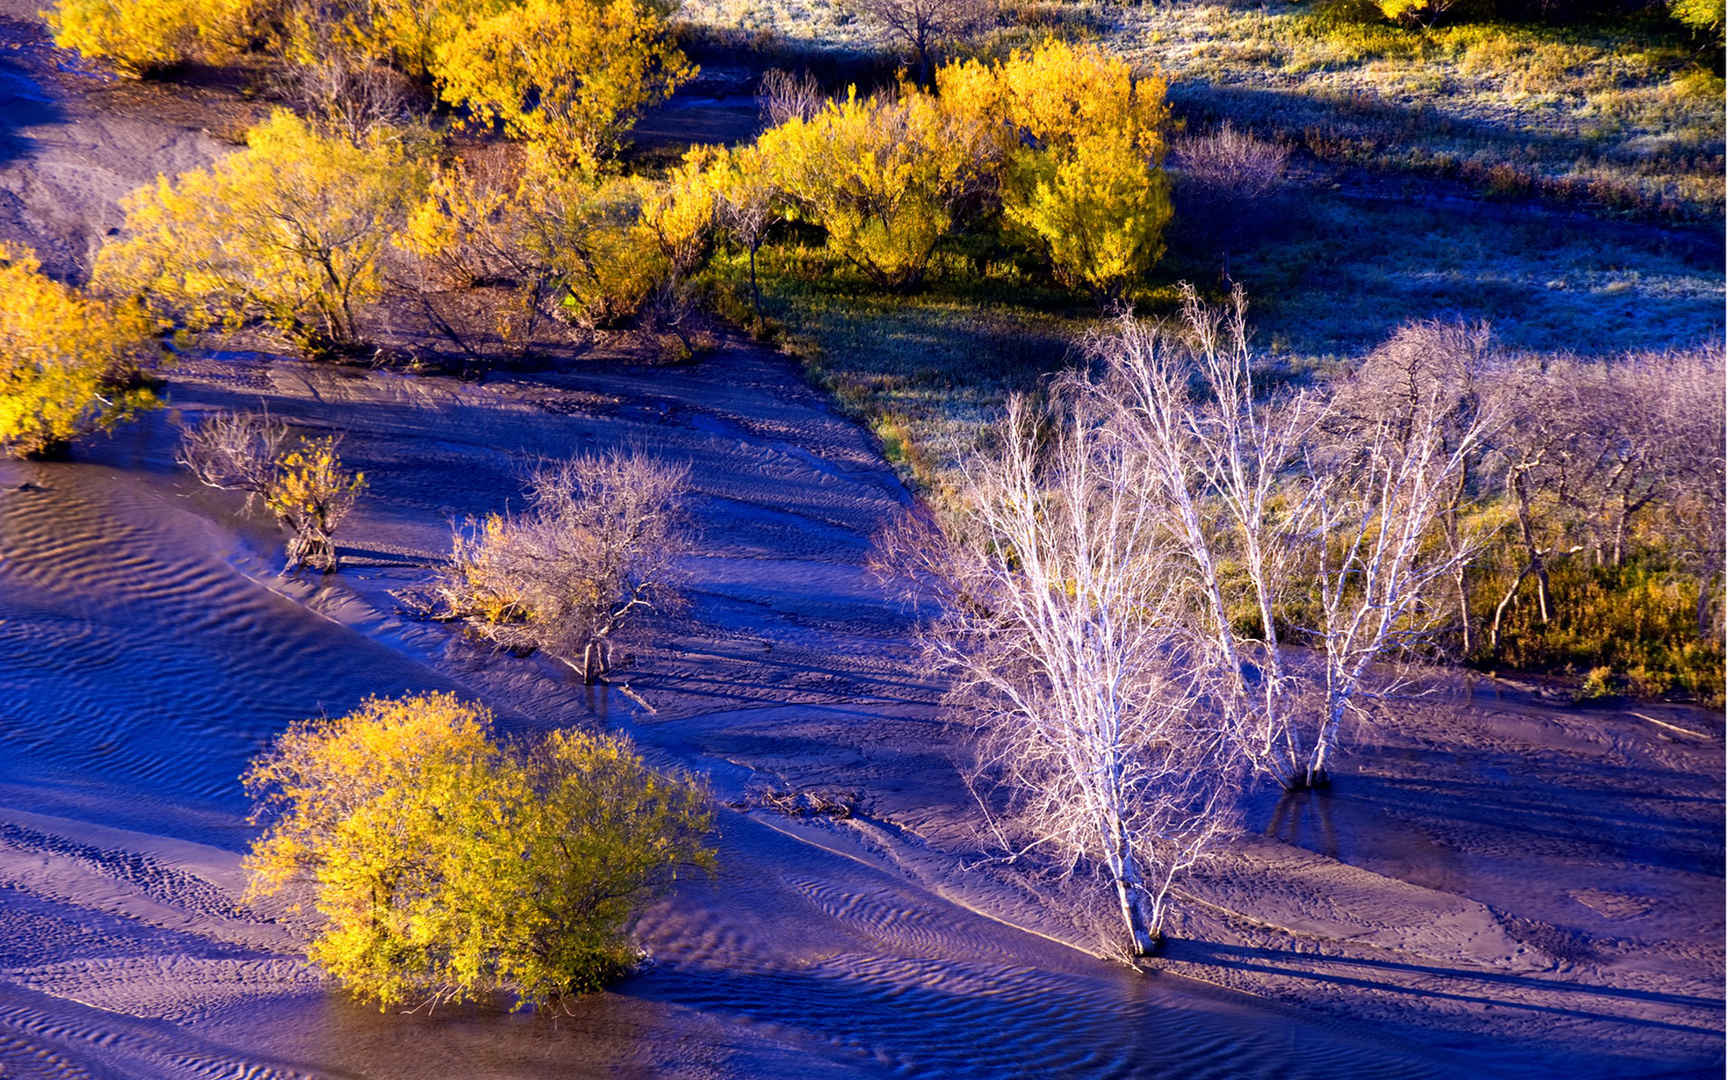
(0, 468, 456, 823)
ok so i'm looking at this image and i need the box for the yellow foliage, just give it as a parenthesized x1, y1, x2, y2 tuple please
(757, 88, 987, 289)
(940, 38, 1167, 160)
(432, 0, 694, 170)
(939, 40, 1172, 298)
(94, 110, 428, 358)
(403, 154, 676, 331)
(264, 437, 366, 572)
(1002, 131, 1172, 298)
(278, 0, 489, 81)
(401, 152, 523, 289)
(46, 0, 261, 76)
(641, 146, 724, 277)
(243, 692, 713, 1010)
(539, 173, 671, 328)
(0, 245, 159, 458)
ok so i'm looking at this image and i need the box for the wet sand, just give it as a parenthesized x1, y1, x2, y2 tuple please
(0, 345, 1720, 1078)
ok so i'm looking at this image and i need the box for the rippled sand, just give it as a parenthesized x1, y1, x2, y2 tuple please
(0, 346, 1719, 1079)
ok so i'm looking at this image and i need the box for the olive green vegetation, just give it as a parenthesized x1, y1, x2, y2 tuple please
(243, 693, 715, 1011)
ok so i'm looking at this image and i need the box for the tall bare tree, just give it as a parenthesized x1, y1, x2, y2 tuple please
(884, 396, 1238, 955)
(1305, 349, 1499, 782)
(1330, 320, 1502, 657)
(1078, 287, 1321, 789)
(1079, 287, 1497, 789)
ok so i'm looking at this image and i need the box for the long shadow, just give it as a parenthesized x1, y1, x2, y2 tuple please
(0, 18, 67, 170)
(1163, 939, 1724, 1037)
(1170, 79, 1724, 197)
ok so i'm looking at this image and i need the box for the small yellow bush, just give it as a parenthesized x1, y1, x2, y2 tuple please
(541, 174, 672, 329)
(95, 110, 428, 358)
(243, 692, 714, 1010)
(0, 245, 159, 458)
(403, 155, 676, 332)
(1003, 131, 1172, 299)
(46, 0, 261, 76)
(266, 437, 367, 572)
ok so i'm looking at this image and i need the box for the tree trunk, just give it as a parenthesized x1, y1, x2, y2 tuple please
(1489, 562, 1532, 652)
(1455, 572, 1473, 656)
(1509, 470, 1551, 624)
(1305, 694, 1349, 788)
(1612, 492, 1629, 569)
(748, 244, 762, 321)
(1101, 812, 1160, 955)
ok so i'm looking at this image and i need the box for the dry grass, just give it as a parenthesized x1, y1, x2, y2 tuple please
(1100, 2, 1723, 221)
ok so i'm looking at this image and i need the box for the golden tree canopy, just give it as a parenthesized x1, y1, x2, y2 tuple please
(243, 692, 714, 1010)
(94, 110, 429, 358)
(0, 245, 160, 458)
(433, 0, 694, 171)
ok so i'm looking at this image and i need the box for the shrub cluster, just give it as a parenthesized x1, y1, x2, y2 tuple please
(178, 410, 367, 572)
(49, 0, 694, 159)
(243, 692, 714, 1010)
(727, 41, 1173, 299)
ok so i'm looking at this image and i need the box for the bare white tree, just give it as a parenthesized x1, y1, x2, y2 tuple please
(883, 396, 1239, 955)
(1080, 286, 1498, 789)
(423, 450, 691, 682)
(1303, 352, 1499, 782)
(1080, 286, 1324, 790)
(1329, 319, 1502, 656)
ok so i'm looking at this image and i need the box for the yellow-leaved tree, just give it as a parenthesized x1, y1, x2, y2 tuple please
(94, 110, 429, 359)
(279, 0, 488, 82)
(940, 40, 1173, 300)
(432, 0, 694, 171)
(404, 154, 683, 332)
(757, 88, 990, 289)
(0, 245, 159, 458)
(46, 0, 261, 77)
(243, 692, 714, 1010)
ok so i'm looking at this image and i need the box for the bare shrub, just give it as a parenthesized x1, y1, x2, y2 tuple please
(1173, 122, 1290, 204)
(881, 396, 1239, 956)
(177, 409, 290, 501)
(758, 68, 822, 127)
(426, 451, 691, 682)
(1171, 122, 1290, 252)
(178, 411, 366, 573)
